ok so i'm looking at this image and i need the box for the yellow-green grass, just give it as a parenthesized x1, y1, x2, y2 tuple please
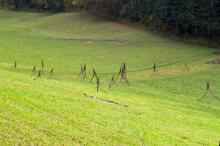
(0, 9, 220, 146)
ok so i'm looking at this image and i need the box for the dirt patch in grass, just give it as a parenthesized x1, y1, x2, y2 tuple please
(84, 40, 94, 44)
(114, 41, 129, 45)
(206, 58, 220, 64)
(83, 93, 128, 107)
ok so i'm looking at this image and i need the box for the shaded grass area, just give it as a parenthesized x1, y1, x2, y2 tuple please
(0, 10, 220, 146)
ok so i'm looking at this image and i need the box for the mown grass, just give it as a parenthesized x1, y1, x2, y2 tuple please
(0, 9, 220, 146)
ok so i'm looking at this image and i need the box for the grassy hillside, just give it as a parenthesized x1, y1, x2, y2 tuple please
(0, 9, 220, 146)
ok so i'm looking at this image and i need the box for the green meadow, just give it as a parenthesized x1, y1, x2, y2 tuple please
(0, 9, 220, 146)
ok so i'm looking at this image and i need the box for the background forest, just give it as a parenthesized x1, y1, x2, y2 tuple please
(1, 0, 220, 37)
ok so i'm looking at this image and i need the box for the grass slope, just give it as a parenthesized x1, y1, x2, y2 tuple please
(0, 9, 220, 146)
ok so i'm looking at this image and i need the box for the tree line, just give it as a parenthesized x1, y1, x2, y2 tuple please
(0, 0, 64, 10)
(76, 0, 220, 37)
(1, 0, 220, 37)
